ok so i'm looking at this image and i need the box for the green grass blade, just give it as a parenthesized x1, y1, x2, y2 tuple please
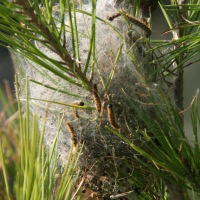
(158, 2, 173, 30)
(0, 143, 12, 200)
(66, 0, 76, 58)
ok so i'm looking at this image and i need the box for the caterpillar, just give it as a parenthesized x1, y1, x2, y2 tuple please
(66, 121, 78, 148)
(108, 10, 152, 37)
(72, 101, 84, 119)
(107, 104, 120, 131)
(122, 10, 152, 37)
(92, 84, 101, 113)
(107, 12, 121, 21)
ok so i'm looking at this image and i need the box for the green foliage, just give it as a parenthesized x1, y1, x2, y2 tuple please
(0, 0, 92, 89)
(0, 0, 200, 199)
(109, 88, 200, 197)
(152, 0, 200, 77)
(0, 77, 82, 199)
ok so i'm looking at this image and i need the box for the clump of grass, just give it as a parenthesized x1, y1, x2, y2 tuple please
(0, 77, 82, 200)
(0, 80, 18, 200)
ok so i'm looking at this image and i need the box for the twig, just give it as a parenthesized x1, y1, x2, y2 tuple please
(110, 190, 134, 199)
(179, 89, 199, 114)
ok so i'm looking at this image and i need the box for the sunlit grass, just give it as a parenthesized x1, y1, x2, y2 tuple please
(0, 78, 82, 200)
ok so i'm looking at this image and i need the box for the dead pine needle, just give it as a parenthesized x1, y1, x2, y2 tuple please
(179, 89, 199, 114)
(110, 190, 134, 199)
